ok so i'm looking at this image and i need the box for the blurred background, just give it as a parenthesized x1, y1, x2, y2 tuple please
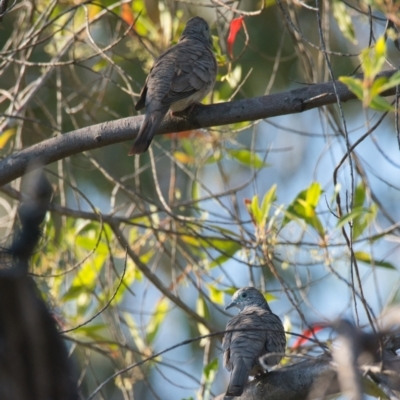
(1, 0, 400, 398)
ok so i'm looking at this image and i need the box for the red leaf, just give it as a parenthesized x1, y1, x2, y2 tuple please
(243, 198, 256, 225)
(292, 325, 325, 349)
(227, 17, 244, 58)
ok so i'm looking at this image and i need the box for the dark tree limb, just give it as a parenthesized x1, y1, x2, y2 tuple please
(213, 351, 400, 400)
(213, 355, 338, 400)
(0, 69, 398, 187)
(213, 318, 400, 400)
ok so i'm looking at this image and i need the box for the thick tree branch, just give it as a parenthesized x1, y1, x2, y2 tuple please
(0, 69, 397, 187)
(213, 355, 338, 400)
(213, 351, 400, 400)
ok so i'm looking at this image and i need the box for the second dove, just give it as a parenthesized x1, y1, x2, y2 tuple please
(222, 287, 286, 397)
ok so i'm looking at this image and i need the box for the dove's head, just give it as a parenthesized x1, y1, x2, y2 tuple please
(181, 17, 213, 46)
(225, 287, 269, 312)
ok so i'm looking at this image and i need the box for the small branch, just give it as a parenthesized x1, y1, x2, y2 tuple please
(0, 69, 398, 187)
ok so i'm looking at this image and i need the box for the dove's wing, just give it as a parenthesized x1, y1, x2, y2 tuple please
(262, 312, 287, 367)
(135, 83, 148, 111)
(160, 38, 217, 106)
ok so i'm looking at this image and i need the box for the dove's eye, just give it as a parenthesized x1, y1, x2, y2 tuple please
(241, 293, 247, 298)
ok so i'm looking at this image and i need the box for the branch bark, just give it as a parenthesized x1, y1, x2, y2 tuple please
(0, 69, 397, 187)
(213, 355, 339, 400)
(213, 351, 400, 400)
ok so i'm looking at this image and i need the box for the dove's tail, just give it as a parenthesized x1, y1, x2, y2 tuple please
(225, 360, 249, 397)
(128, 110, 165, 155)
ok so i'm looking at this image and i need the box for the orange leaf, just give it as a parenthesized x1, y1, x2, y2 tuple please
(121, 3, 135, 27)
(227, 17, 244, 58)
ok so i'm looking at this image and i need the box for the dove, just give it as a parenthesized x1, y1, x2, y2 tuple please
(129, 16, 217, 155)
(222, 287, 286, 397)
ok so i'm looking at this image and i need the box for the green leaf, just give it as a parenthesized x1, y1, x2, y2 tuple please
(375, 35, 386, 59)
(263, 292, 277, 302)
(245, 189, 278, 230)
(354, 182, 366, 207)
(112, 260, 140, 304)
(203, 358, 219, 380)
(227, 149, 269, 169)
(306, 182, 322, 208)
(146, 298, 169, 344)
(197, 296, 211, 343)
(74, 324, 108, 340)
(92, 59, 108, 72)
(282, 182, 324, 237)
(332, 0, 356, 44)
(76, 236, 109, 254)
(201, 358, 219, 400)
(339, 77, 363, 100)
(353, 203, 377, 239)
(370, 76, 389, 97)
(260, 185, 277, 225)
(369, 95, 394, 111)
(342, 37, 396, 111)
(379, 70, 400, 93)
(361, 37, 386, 80)
(207, 284, 224, 305)
(124, 313, 147, 353)
(336, 183, 378, 239)
(63, 253, 107, 301)
(201, 238, 242, 268)
(250, 195, 262, 225)
(197, 296, 210, 321)
(336, 206, 365, 229)
(223, 287, 238, 296)
(354, 251, 395, 270)
(353, 189, 377, 239)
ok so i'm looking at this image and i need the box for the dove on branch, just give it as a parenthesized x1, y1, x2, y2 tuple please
(129, 16, 217, 155)
(222, 287, 286, 397)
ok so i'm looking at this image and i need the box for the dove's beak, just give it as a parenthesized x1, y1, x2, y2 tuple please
(225, 301, 236, 311)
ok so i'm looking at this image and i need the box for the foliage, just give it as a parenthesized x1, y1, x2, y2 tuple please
(340, 36, 400, 111)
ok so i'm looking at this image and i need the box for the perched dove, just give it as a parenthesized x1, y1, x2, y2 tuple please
(222, 287, 286, 397)
(129, 16, 217, 155)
